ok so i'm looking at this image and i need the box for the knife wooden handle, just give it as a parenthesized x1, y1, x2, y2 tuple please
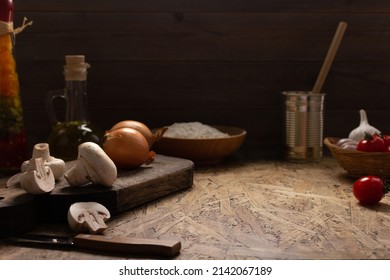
(73, 234, 181, 258)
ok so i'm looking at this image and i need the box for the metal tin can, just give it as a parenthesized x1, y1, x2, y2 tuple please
(282, 91, 325, 162)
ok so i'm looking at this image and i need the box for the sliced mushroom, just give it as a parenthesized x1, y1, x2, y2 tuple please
(20, 157, 55, 194)
(67, 202, 111, 234)
(64, 142, 117, 187)
(21, 143, 65, 180)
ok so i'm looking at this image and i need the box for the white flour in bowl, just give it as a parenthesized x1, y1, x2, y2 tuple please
(164, 122, 229, 139)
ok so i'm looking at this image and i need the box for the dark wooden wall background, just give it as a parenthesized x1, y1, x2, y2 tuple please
(12, 0, 390, 158)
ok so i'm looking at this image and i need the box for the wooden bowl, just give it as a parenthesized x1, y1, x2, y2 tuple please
(324, 137, 390, 179)
(152, 125, 247, 165)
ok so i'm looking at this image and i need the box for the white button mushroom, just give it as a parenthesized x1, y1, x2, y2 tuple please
(67, 202, 111, 234)
(21, 143, 66, 180)
(64, 142, 117, 187)
(20, 157, 55, 194)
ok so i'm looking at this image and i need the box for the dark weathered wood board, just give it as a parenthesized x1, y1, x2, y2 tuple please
(0, 155, 194, 233)
(0, 186, 38, 234)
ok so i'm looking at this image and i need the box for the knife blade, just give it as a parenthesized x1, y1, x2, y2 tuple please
(1, 233, 181, 258)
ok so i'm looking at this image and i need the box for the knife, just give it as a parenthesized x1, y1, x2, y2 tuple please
(1, 233, 181, 258)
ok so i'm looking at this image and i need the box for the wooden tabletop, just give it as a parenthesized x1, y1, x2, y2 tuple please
(1, 156, 389, 260)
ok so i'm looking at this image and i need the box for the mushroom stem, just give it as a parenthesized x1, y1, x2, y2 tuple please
(82, 210, 108, 234)
(31, 143, 51, 160)
(65, 162, 90, 186)
(21, 143, 66, 180)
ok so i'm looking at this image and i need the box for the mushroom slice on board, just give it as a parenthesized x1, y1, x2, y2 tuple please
(68, 202, 111, 234)
(20, 158, 55, 194)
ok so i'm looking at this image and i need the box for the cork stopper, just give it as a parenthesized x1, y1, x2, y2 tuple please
(66, 55, 85, 66)
(64, 55, 90, 81)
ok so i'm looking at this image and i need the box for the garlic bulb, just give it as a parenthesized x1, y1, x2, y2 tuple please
(348, 109, 381, 142)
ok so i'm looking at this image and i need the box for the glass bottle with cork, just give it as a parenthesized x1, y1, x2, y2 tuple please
(46, 55, 103, 161)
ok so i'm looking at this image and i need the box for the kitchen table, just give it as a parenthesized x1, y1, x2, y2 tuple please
(1, 156, 389, 259)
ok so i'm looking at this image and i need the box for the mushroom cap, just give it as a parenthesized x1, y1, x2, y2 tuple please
(64, 142, 117, 187)
(77, 142, 117, 187)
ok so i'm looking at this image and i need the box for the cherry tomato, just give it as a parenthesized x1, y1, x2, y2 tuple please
(357, 133, 386, 152)
(353, 176, 388, 205)
(382, 134, 390, 147)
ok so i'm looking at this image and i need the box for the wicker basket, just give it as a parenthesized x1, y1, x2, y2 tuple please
(324, 137, 390, 179)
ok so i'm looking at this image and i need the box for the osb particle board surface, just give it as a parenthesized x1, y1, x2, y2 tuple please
(1, 157, 390, 259)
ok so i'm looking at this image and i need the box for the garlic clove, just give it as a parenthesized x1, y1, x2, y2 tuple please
(336, 138, 358, 147)
(348, 109, 381, 142)
(340, 143, 357, 150)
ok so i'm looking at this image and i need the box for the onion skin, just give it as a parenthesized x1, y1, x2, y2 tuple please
(103, 127, 154, 169)
(109, 120, 167, 148)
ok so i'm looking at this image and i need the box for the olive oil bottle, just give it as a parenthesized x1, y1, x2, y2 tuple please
(46, 55, 103, 161)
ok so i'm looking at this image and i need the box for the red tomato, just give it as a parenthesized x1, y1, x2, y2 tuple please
(357, 133, 386, 152)
(353, 176, 388, 205)
(382, 134, 390, 147)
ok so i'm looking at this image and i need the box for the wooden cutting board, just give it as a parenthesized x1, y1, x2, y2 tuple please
(0, 155, 194, 233)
